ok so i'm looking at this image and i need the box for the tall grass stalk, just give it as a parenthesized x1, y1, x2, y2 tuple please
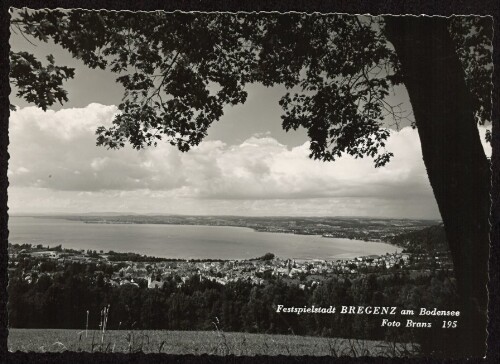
(100, 305, 110, 344)
(212, 317, 230, 355)
(85, 310, 89, 338)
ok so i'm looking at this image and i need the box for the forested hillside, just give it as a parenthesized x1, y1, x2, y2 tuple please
(391, 225, 449, 254)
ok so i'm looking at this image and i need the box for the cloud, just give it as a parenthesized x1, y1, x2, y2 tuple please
(180, 129, 433, 201)
(8, 103, 491, 217)
(9, 104, 187, 192)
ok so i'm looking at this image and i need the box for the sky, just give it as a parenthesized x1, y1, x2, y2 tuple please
(7, 15, 492, 219)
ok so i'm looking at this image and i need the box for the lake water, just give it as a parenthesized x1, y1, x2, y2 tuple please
(8, 216, 399, 260)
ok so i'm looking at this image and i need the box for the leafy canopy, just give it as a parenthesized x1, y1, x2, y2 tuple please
(9, 51, 74, 111)
(10, 10, 493, 165)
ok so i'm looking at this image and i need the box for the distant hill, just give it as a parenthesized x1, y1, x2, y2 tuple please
(390, 224, 449, 253)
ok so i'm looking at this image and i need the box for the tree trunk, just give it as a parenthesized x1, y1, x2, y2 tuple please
(384, 16, 490, 357)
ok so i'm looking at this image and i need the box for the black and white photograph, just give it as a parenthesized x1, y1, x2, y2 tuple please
(4, 8, 495, 359)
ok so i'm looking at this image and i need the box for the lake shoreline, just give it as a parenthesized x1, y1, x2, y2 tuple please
(9, 216, 402, 260)
(78, 219, 384, 244)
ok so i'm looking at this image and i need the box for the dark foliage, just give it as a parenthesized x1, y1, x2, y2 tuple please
(9, 51, 74, 111)
(8, 264, 457, 353)
(390, 224, 449, 253)
(10, 11, 492, 163)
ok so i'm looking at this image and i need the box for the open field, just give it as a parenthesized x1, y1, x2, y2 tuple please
(8, 329, 417, 356)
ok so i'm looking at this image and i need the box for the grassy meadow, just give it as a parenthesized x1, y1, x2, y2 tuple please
(8, 328, 417, 356)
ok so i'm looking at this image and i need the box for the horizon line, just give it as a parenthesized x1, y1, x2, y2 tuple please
(9, 212, 442, 221)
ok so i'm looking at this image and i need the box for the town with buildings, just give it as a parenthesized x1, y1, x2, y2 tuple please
(8, 237, 453, 291)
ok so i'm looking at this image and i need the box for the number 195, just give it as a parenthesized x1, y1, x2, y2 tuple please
(442, 321, 457, 328)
